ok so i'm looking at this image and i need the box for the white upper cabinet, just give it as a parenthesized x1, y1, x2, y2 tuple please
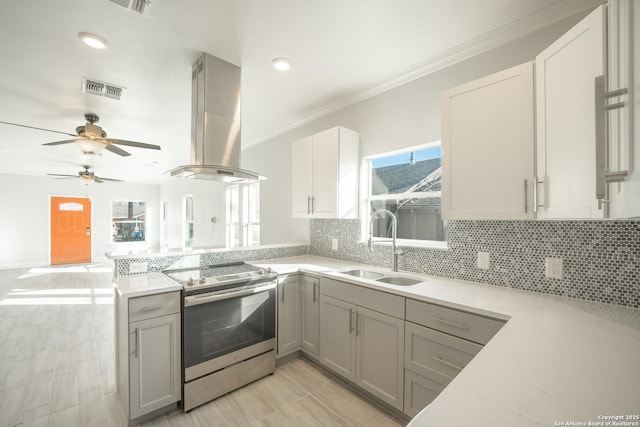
(536, 5, 605, 219)
(442, 62, 535, 220)
(292, 126, 359, 219)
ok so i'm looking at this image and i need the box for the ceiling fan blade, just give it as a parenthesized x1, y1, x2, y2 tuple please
(0, 121, 77, 137)
(107, 138, 161, 151)
(94, 177, 104, 183)
(95, 176, 123, 182)
(104, 143, 131, 157)
(42, 139, 78, 146)
(46, 173, 77, 178)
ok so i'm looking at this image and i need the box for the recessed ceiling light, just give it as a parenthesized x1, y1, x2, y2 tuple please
(272, 57, 291, 71)
(78, 32, 109, 49)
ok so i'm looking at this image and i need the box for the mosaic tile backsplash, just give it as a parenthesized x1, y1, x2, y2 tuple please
(310, 219, 640, 308)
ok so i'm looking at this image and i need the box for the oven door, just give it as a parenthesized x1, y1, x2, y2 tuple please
(183, 282, 276, 381)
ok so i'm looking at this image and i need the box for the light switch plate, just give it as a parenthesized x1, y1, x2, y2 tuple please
(545, 257, 563, 280)
(332, 239, 339, 251)
(477, 252, 490, 270)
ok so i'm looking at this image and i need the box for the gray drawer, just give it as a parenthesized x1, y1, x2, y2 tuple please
(320, 278, 405, 319)
(129, 291, 180, 323)
(405, 321, 482, 386)
(406, 299, 504, 344)
(404, 369, 444, 418)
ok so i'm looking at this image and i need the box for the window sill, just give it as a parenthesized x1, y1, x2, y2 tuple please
(357, 239, 448, 250)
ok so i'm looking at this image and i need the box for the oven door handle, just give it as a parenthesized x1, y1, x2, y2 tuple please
(184, 282, 277, 307)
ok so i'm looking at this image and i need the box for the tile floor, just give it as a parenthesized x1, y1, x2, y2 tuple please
(0, 263, 407, 427)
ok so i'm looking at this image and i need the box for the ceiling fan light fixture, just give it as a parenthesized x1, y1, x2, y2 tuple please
(78, 174, 95, 185)
(77, 139, 107, 154)
(78, 32, 109, 49)
(272, 57, 291, 71)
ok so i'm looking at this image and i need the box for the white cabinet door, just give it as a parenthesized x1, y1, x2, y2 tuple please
(291, 136, 314, 217)
(300, 276, 319, 355)
(320, 294, 356, 381)
(129, 312, 181, 419)
(442, 62, 535, 219)
(277, 275, 301, 356)
(536, 5, 605, 218)
(312, 128, 340, 217)
(355, 306, 404, 411)
(291, 127, 359, 219)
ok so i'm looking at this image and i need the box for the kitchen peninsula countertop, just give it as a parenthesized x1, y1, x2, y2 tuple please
(113, 254, 640, 425)
(254, 255, 640, 427)
(104, 243, 305, 260)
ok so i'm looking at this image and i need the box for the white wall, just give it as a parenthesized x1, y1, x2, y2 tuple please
(158, 178, 228, 249)
(0, 173, 159, 268)
(243, 16, 585, 244)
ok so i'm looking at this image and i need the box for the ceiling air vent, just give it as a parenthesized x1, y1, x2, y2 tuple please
(82, 78, 125, 100)
(108, 0, 151, 15)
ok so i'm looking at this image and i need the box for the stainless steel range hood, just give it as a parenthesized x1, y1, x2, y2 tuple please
(170, 53, 266, 183)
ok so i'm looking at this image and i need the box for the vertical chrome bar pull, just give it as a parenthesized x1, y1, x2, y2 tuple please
(313, 281, 318, 303)
(348, 308, 353, 333)
(280, 282, 285, 302)
(595, 75, 607, 203)
(523, 179, 528, 213)
(307, 196, 311, 215)
(133, 328, 139, 359)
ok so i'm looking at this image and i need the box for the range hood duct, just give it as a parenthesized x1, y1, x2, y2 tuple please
(170, 53, 266, 183)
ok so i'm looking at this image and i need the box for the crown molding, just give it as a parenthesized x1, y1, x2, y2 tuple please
(245, 0, 605, 149)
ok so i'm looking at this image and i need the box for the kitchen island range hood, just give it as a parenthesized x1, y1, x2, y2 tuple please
(170, 53, 266, 183)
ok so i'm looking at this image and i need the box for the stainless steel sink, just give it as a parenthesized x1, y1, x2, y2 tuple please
(375, 276, 422, 286)
(340, 269, 385, 280)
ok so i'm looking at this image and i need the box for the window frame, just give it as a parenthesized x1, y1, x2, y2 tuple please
(111, 200, 147, 244)
(226, 183, 260, 248)
(360, 141, 447, 249)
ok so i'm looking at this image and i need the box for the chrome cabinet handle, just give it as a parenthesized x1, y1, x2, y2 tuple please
(435, 317, 468, 330)
(313, 281, 318, 303)
(433, 355, 464, 371)
(355, 310, 361, 336)
(349, 308, 353, 333)
(307, 196, 311, 215)
(281, 281, 285, 302)
(595, 75, 607, 204)
(523, 179, 528, 214)
(311, 196, 315, 214)
(533, 177, 544, 212)
(133, 328, 139, 359)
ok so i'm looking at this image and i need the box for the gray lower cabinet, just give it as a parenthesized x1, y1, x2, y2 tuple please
(320, 278, 405, 411)
(277, 274, 320, 358)
(277, 275, 301, 356)
(116, 290, 181, 420)
(300, 275, 320, 355)
(403, 298, 505, 417)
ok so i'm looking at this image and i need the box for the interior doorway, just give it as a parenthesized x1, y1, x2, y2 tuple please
(50, 196, 92, 265)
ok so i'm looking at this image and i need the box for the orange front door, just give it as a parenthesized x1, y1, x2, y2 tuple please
(50, 196, 91, 265)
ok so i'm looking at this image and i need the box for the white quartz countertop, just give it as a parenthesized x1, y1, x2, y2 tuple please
(113, 272, 182, 298)
(253, 256, 640, 426)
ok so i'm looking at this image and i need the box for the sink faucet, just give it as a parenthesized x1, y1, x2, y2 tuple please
(368, 209, 403, 272)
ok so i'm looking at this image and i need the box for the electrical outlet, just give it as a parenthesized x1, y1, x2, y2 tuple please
(545, 257, 563, 280)
(332, 239, 339, 251)
(129, 262, 148, 274)
(477, 252, 490, 270)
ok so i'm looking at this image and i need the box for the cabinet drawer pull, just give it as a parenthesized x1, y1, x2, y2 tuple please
(307, 196, 312, 215)
(433, 355, 464, 371)
(139, 305, 161, 312)
(355, 310, 360, 336)
(435, 317, 468, 330)
(281, 282, 285, 302)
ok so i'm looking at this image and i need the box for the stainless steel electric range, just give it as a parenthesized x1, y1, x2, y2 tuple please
(164, 262, 278, 411)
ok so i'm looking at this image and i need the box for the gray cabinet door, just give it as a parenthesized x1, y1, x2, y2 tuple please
(355, 306, 404, 411)
(129, 312, 181, 419)
(300, 276, 319, 355)
(277, 275, 301, 356)
(320, 294, 356, 381)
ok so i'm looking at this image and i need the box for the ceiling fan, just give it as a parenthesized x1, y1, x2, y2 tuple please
(0, 113, 161, 156)
(47, 165, 123, 185)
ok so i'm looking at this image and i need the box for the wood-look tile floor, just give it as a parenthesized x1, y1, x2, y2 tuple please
(0, 264, 408, 427)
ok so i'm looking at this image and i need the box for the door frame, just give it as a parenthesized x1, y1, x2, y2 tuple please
(48, 194, 94, 265)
